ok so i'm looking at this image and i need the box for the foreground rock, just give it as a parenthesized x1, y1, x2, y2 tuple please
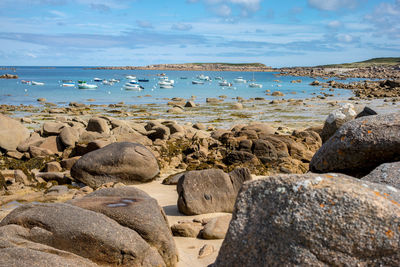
(320, 103, 356, 143)
(215, 173, 400, 266)
(177, 168, 251, 215)
(0, 114, 30, 151)
(0, 203, 165, 266)
(69, 187, 178, 267)
(71, 142, 159, 188)
(310, 113, 400, 176)
(362, 161, 400, 189)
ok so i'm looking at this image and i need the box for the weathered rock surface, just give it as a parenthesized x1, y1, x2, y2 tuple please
(215, 173, 400, 266)
(200, 214, 231, 240)
(86, 117, 110, 134)
(0, 203, 165, 266)
(0, 114, 30, 151)
(320, 103, 356, 143)
(362, 161, 400, 189)
(69, 187, 178, 267)
(310, 113, 400, 176)
(71, 142, 159, 188)
(177, 168, 252, 215)
(171, 221, 203, 238)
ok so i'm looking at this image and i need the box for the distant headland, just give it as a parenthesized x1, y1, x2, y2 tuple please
(86, 63, 273, 72)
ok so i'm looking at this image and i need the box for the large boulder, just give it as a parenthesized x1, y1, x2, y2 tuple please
(69, 187, 178, 267)
(71, 142, 159, 188)
(177, 168, 252, 215)
(361, 161, 400, 189)
(0, 114, 30, 151)
(320, 103, 356, 143)
(86, 117, 110, 134)
(310, 113, 400, 176)
(215, 173, 400, 266)
(0, 203, 165, 266)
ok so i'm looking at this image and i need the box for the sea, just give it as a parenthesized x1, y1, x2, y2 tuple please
(0, 66, 355, 106)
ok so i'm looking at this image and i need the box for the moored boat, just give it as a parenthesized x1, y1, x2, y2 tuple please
(192, 80, 204, 85)
(62, 82, 75, 87)
(31, 81, 44, 86)
(138, 78, 149, 82)
(78, 83, 98, 89)
(234, 77, 246, 83)
(93, 77, 102, 82)
(214, 76, 223, 80)
(219, 80, 232, 86)
(21, 80, 31, 84)
(126, 75, 136, 79)
(123, 83, 143, 90)
(249, 83, 263, 88)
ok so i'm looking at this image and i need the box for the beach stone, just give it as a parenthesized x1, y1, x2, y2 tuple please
(164, 122, 185, 135)
(240, 122, 275, 137)
(147, 125, 170, 141)
(184, 101, 196, 107)
(193, 123, 206, 130)
(310, 113, 400, 176)
(0, 114, 30, 151)
(69, 187, 178, 267)
(17, 132, 44, 152)
(320, 103, 357, 143)
(0, 203, 165, 266)
(361, 161, 400, 189)
(86, 117, 110, 134)
(177, 168, 252, 215)
(232, 103, 243, 110)
(167, 107, 184, 114)
(29, 146, 53, 158)
(215, 173, 400, 266)
(162, 172, 185, 185)
(59, 127, 80, 147)
(38, 136, 64, 154)
(271, 91, 284, 96)
(60, 156, 80, 170)
(71, 142, 159, 188)
(111, 125, 152, 146)
(45, 161, 62, 172)
(206, 98, 220, 103)
(171, 221, 203, 238)
(198, 244, 214, 259)
(200, 214, 231, 240)
(356, 106, 378, 118)
(78, 131, 108, 144)
(42, 122, 65, 136)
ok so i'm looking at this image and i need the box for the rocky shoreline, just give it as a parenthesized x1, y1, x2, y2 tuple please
(1, 91, 400, 266)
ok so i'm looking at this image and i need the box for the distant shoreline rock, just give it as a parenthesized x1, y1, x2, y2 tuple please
(0, 74, 18, 79)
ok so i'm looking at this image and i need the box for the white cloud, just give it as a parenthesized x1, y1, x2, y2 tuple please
(136, 20, 153, 29)
(26, 52, 37, 58)
(189, 0, 261, 17)
(171, 23, 193, 31)
(48, 10, 67, 18)
(336, 34, 355, 43)
(213, 4, 232, 17)
(328, 20, 342, 29)
(308, 0, 358, 11)
(365, 0, 400, 38)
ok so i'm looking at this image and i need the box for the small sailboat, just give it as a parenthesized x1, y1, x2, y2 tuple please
(62, 82, 75, 87)
(138, 78, 149, 82)
(233, 77, 246, 83)
(78, 83, 98, 89)
(192, 80, 204, 85)
(219, 80, 232, 86)
(123, 83, 143, 90)
(21, 80, 31, 84)
(93, 77, 102, 82)
(31, 81, 45, 86)
(249, 83, 263, 88)
(197, 74, 211, 81)
(214, 76, 223, 80)
(126, 75, 136, 79)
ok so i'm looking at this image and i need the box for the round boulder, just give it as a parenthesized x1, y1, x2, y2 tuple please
(0, 114, 30, 151)
(71, 142, 159, 188)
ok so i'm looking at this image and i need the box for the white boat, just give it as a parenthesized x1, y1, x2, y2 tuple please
(158, 76, 175, 85)
(192, 80, 204, 85)
(249, 83, 263, 88)
(126, 75, 136, 79)
(219, 80, 232, 86)
(197, 74, 211, 81)
(159, 84, 173, 89)
(21, 80, 31, 84)
(233, 77, 246, 83)
(110, 78, 119, 83)
(93, 77, 102, 82)
(62, 83, 75, 87)
(102, 80, 114, 85)
(31, 81, 44, 86)
(214, 76, 223, 80)
(78, 83, 98, 89)
(123, 83, 143, 90)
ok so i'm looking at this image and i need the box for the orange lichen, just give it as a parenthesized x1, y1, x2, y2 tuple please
(341, 136, 346, 141)
(325, 174, 334, 178)
(385, 229, 394, 239)
(329, 199, 335, 205)
(367, 130, 372, 134)
(323, 160, 328, 166)
(320, 204, 325, 208)
(337, 149, 344, 156)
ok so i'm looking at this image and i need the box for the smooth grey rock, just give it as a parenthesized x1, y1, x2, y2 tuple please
(59, 127, 80, 147)
(71, 142, 159, 188)
(86, 117, 110, 134)
(362, 161, 400, 189)
(0, 114, 30, 151)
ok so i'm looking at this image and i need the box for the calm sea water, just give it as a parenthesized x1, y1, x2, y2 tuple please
(0, 66, 354, 106)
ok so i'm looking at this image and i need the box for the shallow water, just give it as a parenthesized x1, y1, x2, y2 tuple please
(0, 67, 355, 106)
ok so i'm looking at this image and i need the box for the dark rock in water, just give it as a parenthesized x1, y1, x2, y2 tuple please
(355, 106, 378, 119)
(361, 161, 400, 189)
(184, 101, 196, 107)
(0, 114, 30, 151)
(215, 173, 400, 266)
(69, 187, 178, 267)
(71, 142, 159, 188)
(310, 113, 400, 176)
(0, 203, 165, 266)
(177, 168, 252, 215)
(0, 74, 18, 79)
(320, 103, 356, 143)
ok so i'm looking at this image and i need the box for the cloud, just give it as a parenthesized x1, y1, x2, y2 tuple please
(365, 0, 400, 38)
(90, 3, 111, 13)
(49, 10, 67, 18)
(136, 20, 153, 29)
(327, 20, 342, 29)
(188, 0, 261, 17)
(171, 23, 193, 31)
(307, 0, 359, 11)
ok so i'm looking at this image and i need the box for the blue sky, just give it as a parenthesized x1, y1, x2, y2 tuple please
(0, 0, 399, 67)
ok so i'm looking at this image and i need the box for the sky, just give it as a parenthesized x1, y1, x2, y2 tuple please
(0, 0, 399, 67)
